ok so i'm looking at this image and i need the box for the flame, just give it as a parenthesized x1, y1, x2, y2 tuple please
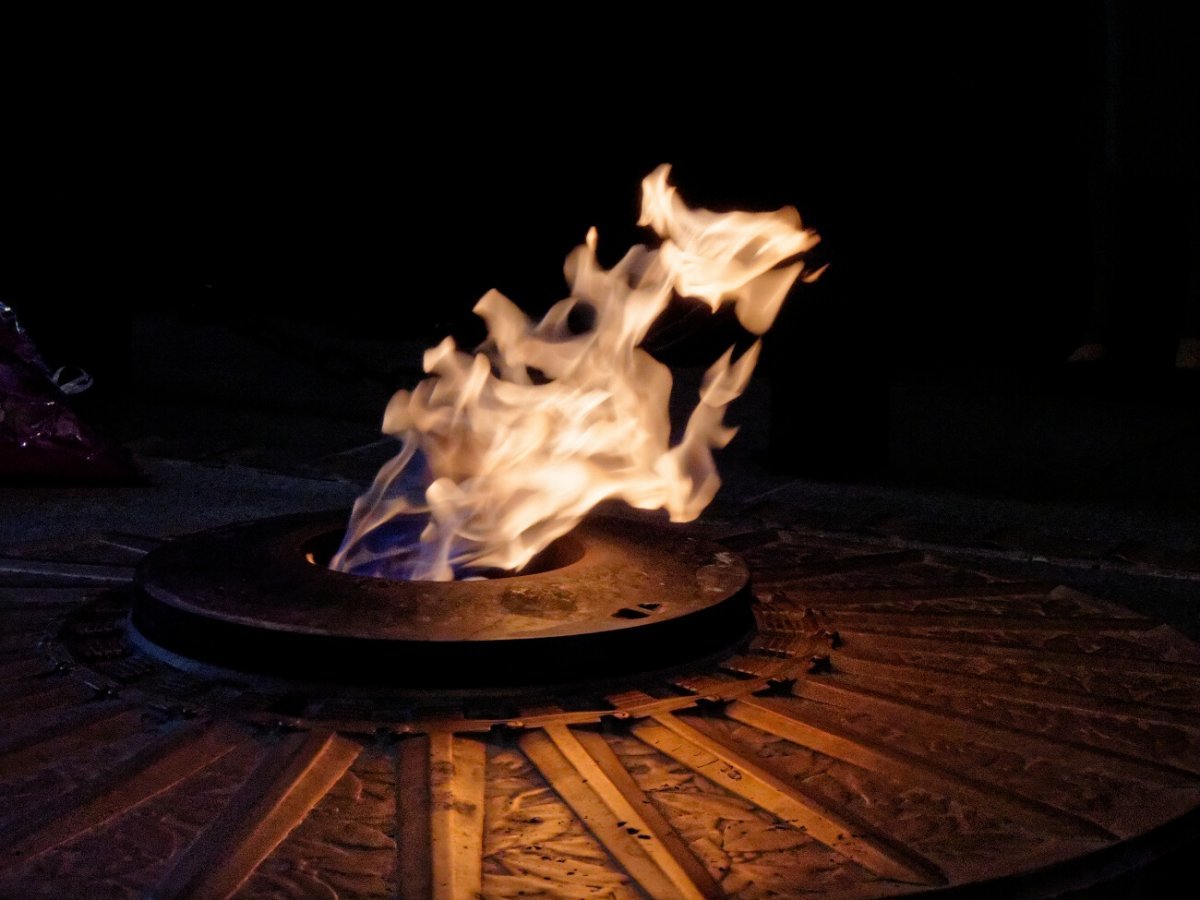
(331, 165, 819, 581)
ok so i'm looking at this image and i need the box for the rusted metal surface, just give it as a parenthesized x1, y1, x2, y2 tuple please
(0, 523, 1199, 896)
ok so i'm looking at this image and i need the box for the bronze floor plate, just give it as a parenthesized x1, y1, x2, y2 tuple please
(1, 522, 1199, 897)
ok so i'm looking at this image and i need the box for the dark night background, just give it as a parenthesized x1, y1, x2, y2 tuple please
(2, 7, 1197, 495)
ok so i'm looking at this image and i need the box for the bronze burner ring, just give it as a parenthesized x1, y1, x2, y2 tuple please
(132, 511, 754, 688)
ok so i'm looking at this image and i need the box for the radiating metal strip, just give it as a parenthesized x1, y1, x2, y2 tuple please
(396, 735, 433, 900)
(0, 657, 55, 684)
(728, 696, 1115, 840)
(776, 581, 1059, 604)
(793, 677, 1200, 781)
(670, 673, 746, 695)
(0, 721, 242, 866)
(100, 532, 164, 555)
(0, 587, 93, 605)
(0, 557, 134, 585)
(824, 612, 1158, 632)
(834, 653, 1200, 728)
(154, 729, 360, 899)
(524, 725, 720, 898)
(0, 679, 90, 715)
(839, 631, 1200, 674)
(748, 632, 810, 657)
(428, 733, 485, 900)
(571, 728, 725, 896)
(0, 708, 150, 781)
(752, 549, 925, 583)
(632, 713, 946, 886)
(0, 698, 133, 757)
(718, 654, 799, 680)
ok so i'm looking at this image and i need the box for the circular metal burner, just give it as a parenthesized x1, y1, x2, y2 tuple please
(131, 511, 754, 687)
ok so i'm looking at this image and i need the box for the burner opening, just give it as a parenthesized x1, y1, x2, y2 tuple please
(301, 526, 586, 580)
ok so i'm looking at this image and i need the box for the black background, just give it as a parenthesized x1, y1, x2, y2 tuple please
(1, 8, 1194, 463)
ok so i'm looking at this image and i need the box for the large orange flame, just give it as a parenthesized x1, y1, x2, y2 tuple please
(331, 165, 820, 581)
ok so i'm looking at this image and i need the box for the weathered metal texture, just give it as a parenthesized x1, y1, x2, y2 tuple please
(0, 523, 1199, 897)
(239, 743, 401, 898)
(156, 729, 361, 899)
(0, 722, 243, 868)
(396, 736, 433, 899)
(630, 713, 946, 887)
(132, 512, 753, 686)
(521, 724, 721, 899)
(428, 733, 486, 900)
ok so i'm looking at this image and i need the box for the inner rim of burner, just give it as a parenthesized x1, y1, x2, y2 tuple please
(131, 511, 754, 688)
